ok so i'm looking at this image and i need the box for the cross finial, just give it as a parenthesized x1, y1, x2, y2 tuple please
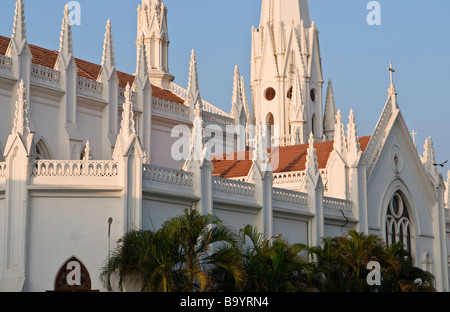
(410, 129, 418, 147)
(388, 62, 395, 86)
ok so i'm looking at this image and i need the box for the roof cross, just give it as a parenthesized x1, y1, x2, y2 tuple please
(410, 129, 418, 147)
(388, 62, 395, 86)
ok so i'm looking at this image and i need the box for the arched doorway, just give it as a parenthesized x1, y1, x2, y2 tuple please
(53, 256, 98, 292)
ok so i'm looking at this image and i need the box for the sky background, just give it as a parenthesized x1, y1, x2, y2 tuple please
(1, 0, 450, 174)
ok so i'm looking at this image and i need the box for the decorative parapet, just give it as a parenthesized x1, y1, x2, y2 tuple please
(119, 87, 138, 104)
(0, 55, 13, 71)
(31, 160, 119, 177)
(201, 110, 234, 126)
(31, 64, 61, 85)
(273, 135, 291, 147)
(273, 187, 308, 206)
(0, 162, 6, 179)
(77, 77, 103, 96)
(169, 82, 188, 100)
(152, 97, 190, 120)
(323, 196, 353, 214)
(213, 176, 255, 197)
(143, 164, 193, 187)
(273, 171, 305, 185)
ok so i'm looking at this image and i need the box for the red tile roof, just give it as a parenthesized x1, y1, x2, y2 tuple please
(0, 35, 184, 104)
(212, 136, 371, 178)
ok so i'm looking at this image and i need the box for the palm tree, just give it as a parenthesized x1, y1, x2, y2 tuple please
(100, 209, 245, 292)
(309, 230, 436, 292)
(160, 209, 245, 292)
(381, 242, 436, 292)
(100, 228, 184, 292)
(238, 225, 314, 292)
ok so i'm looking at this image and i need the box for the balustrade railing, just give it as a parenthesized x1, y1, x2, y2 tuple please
(0, 55, 13, 71)
(31, 64, 61, 84)
(323, 196, 353, 214)
(273, 171, 305, 185)
(143, 164, 193, 187)
(212, 176, 255, 197)
(77, 77, 103, 95)
(31, 160, 119, 177)
(273, 187, 308, 206)
(152, 97, 190, 118)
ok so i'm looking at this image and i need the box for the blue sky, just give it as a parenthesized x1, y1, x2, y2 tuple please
(1, 0, 450, 172)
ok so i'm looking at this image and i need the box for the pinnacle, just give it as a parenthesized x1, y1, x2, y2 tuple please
(12, 0, 27, 43)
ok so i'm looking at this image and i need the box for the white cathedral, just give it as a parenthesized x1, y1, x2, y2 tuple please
(0, 0, 449, 292)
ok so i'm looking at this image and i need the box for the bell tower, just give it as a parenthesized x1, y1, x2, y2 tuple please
(250, 0, 325, 145)
(137, 0, 174, 89)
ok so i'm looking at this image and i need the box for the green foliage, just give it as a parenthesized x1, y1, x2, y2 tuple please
(100, 214, 436, 293)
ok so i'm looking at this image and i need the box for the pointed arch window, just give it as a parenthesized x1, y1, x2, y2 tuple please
(35, 139, 53, 160)
(385, 191, 412, 251)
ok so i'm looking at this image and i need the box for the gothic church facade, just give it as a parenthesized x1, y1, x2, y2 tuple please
(0, 0, 448, 292)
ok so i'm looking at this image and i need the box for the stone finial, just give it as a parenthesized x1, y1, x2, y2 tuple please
(347, 109, 360, 163)
(119, 83, 136, 138)
(101, 19, 116, 70)
(422, 137, 438, 175)
(12, 0, 27, 44)
(333, 109, 346, 155)
(185, 49, 202, 112)
(136, 33, 149, 78)
(305, 132, 318, 176)
(59, 3, 74, 57)
(83, 140, 91, 161)
(231, 65, 244, 121)
(12, 80, 31, 138)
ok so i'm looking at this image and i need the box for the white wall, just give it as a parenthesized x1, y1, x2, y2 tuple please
(26, 192, 123, 292)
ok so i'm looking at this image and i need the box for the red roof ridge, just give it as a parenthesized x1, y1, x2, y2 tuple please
(212, 136, 372, 179)
(0, 35, 184, 104)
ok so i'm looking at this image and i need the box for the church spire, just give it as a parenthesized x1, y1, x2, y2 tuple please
(137, 0, 173, 89)
(260, 0, 311, 27)
(323, 79, 336, 141)
(185, 50, 203, 118)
